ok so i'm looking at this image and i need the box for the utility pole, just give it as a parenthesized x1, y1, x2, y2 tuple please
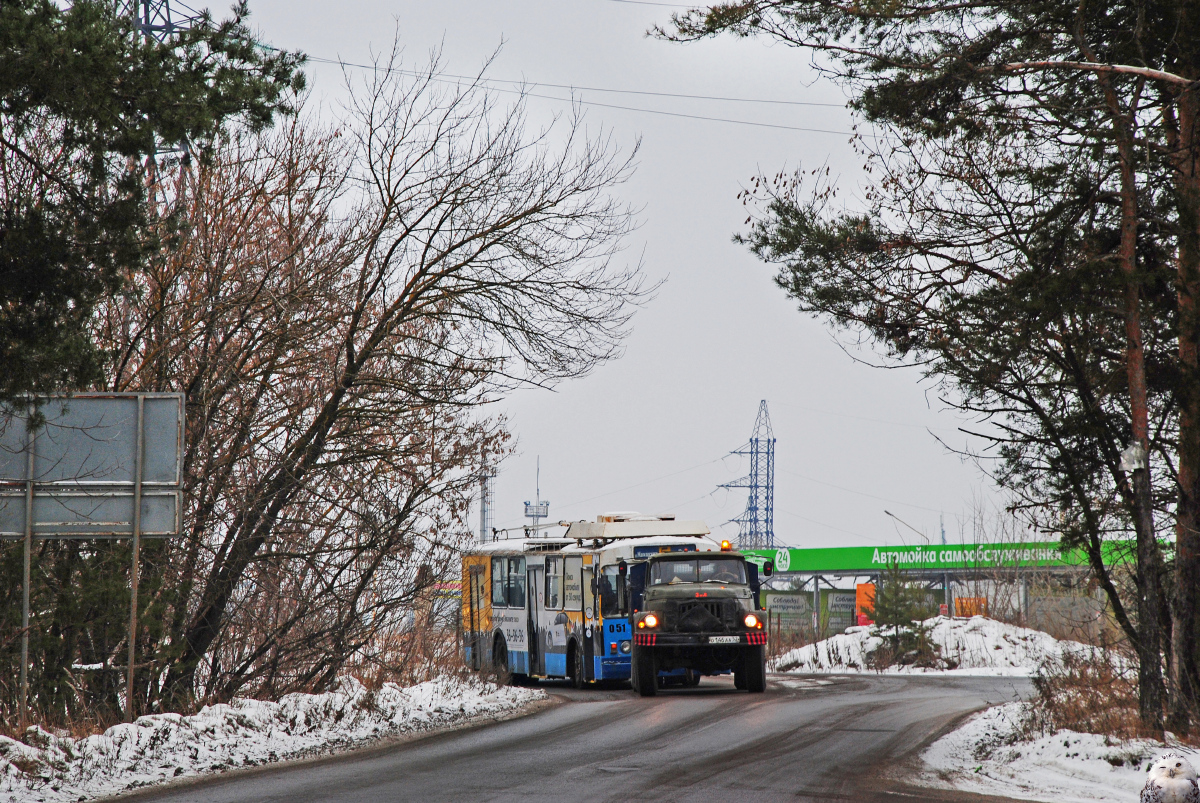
(478, 459, 496, 543)
(941, 514, 953, 618)
(524, 457, 549, 537)
(884, 509, 929, 543)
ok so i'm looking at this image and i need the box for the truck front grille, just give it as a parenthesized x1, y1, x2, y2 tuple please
(677, 600, 724, 619)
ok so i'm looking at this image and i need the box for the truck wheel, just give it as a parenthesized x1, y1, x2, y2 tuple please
(684, 669, 701, 687)
(733, 666, 747, 690)
(632, 644, 657, 697)
(568, 642, 585, 690)
(744, 645, 767, 693)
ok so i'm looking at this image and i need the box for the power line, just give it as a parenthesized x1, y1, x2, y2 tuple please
(303, 56, 846, 108)
(775, 508, 877, 543)
(493, 78, 846, 109)
(659, 490, 722, 513)
(777, 468, 944, 513)
(606, 0, 695, 6)
(769, 399, 960, 432)
(303, 56, 855, 136)
(491, 455, 727, 528)
(531, 94, 853, 135)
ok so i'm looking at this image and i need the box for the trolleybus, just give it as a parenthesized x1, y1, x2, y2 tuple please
(461, 513, 768, 687)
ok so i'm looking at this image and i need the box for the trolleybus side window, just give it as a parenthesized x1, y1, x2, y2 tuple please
(490, 556, 527, 608)
(506, 557, 526, 608)
(599, 565, 628, 617)
(564, 557, 583, 610)
(491, 557, 506, 606)
(545, 557, 562, 609)
(583, 562, 595, 619)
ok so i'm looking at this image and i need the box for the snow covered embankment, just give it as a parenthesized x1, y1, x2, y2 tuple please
(772, 615, 1095, 676)
(920, 701, 1181, 802)
(0, 676, 544, 803)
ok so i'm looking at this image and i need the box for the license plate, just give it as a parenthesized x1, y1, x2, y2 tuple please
(708, 635, 740, 644)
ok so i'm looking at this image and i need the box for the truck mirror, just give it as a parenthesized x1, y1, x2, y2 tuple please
(763, 561, 774, 577)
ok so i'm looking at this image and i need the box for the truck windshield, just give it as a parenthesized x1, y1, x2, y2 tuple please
(649, 558, 746, 585)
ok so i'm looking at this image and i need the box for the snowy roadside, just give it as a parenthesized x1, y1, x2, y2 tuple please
(771, 615, 1101, 676)
(0, 676, 546, 803)
(916, 701, 1188, 802)
(773, 615, 1180, 799)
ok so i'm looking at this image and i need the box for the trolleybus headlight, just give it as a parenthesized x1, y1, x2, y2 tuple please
(643, 613, 659, 628)
(620, 640, 631, 654)
(743, 613, 760, 628)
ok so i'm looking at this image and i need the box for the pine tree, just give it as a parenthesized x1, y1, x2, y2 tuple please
(869, 561, 939, 668)
(663, 0, 1200, 735)
(0, 0, 304, 401)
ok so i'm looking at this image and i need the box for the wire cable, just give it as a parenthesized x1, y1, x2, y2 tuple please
(769, 399, 960, 432)
(490, 455, 727, 528)
(606, 0, 695, 7)
(303, 57, 843, 108)
(777, 468, 944, 513)
(303, 56, 856, 135)
(309, 56, 844, 108)
(775, 508, 877, 543)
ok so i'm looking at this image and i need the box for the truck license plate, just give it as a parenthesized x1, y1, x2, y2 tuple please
(708, 635, 739, 644)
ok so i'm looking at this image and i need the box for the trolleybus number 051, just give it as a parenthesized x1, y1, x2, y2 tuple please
(708, 635, 740, 644)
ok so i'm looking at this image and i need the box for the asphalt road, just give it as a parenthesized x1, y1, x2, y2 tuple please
(122, 674, 1032, 803)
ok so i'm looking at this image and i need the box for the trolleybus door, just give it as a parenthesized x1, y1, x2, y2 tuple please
(582, 564, 595, 681)
(527, 564, 545, 676)
(467, 564, 484, 671)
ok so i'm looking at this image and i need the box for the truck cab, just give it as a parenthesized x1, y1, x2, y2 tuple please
(630, 546, 770, 695)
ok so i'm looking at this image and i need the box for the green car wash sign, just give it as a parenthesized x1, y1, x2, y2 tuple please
(744, 541, 1131, 574)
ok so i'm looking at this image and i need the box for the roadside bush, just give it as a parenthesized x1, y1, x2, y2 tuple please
(1021, 648, 1148, 740)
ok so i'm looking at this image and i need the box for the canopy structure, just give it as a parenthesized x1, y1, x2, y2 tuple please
(744, 540, 1131, 581)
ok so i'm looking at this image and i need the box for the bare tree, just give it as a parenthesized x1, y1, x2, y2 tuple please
(3, 46, 646, 725)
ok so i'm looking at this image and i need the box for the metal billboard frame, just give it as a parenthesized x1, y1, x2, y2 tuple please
(0, 393, 184, 728)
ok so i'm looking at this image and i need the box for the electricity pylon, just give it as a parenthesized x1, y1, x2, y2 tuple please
(719, 400, 776, 550)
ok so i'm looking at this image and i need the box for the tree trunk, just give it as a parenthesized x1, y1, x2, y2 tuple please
(1119, 170, 1164, 734)
(1094, 58, 1165, 733)
(1170, 82, 1200, 735)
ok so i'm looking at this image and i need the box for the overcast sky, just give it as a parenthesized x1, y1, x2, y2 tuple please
(246, 0, 1008, 549)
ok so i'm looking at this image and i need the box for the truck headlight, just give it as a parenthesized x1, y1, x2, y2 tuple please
(743, 613, 760, 628)
(642, 613, 658, 628)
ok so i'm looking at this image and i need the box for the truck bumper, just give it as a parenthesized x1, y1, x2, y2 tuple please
(632, 632, 767, 647)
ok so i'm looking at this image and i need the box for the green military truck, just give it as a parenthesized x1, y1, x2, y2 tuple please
(629, 547, 771, 696)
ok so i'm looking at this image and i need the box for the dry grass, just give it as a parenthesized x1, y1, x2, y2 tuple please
(345, 615, 470, 690)
(767, 626, 812, 662)
(2, 608, 482, 742)
(1022, 648, 1154, 741)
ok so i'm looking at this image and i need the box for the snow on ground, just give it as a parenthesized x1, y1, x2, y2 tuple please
(918, 701, 1189, 802)
(771, 615, 1098, 676)
(0, 676, 544, 803)
(773, 616, 1176, 800)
